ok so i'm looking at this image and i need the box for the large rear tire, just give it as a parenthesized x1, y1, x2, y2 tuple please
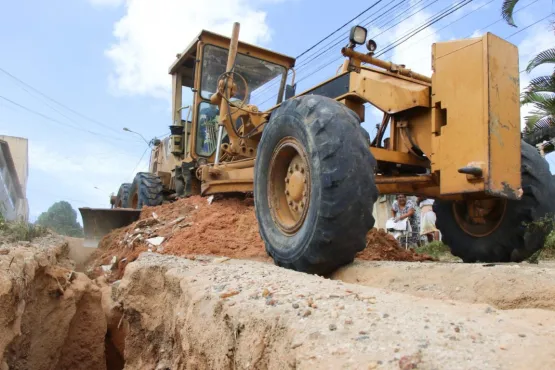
(254, 95, 378, 275)
(128, 172, 163, 210)
(115, 183, 131, 208)
(434, 141, 555, 262)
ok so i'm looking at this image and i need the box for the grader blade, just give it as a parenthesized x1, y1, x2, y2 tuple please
(79, 208, 141, 248)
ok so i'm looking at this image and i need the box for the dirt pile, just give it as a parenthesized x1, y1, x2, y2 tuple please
(91, 195, 433, 280)
(0, 235, 107, 370)
(90, 195, 268, 280)
(358, 228, 436, 262)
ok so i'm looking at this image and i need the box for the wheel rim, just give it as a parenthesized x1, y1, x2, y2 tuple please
(268, 137, 311, 236)
(452, 198, 507, 237)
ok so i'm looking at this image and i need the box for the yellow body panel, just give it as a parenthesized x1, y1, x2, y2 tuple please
(350, 68, 430, 114)
(431, 33, 521, 198)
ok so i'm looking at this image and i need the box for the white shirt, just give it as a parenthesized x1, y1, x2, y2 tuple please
(419, 199, 434, 207)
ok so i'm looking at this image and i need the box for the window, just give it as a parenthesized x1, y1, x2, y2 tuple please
(196, 102, 228, 157)
(200, 45, 287, 111)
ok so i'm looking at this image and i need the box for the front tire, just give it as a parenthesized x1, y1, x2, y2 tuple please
(434, 141, 555, 262)
(128, 172, 163, 209)
(254, 95, 378, 275)
(115, 183, 131, 208)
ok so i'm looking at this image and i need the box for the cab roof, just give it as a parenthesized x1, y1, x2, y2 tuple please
(168, 30, 296, 87)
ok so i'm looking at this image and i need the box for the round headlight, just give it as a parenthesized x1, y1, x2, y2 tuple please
(366, 39, 377, 53)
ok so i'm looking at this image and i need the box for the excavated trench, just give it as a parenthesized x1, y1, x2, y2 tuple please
(0, 235, 125, 370)
(3, 232, 555, 369)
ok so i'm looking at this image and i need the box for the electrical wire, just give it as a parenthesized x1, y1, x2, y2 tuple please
(296, 0, 475, 85)
(294, 0, 433, 74)
(0, 66, 125, 136)
(294, 0, 409, 71)
(391, 0, 542, 69)
(128, 147, 149, 181)
(0, 95, 135, 143)
(252, 0, 412, 101)
(382, 0, 496, 58)
(295, 0, 385, 59)
(377, 0, 474, 57)
(434, 13, 554, 62)
(257, 0, 453, 106)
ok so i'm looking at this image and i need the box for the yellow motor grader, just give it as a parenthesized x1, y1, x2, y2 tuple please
(81, 23, 555, 273)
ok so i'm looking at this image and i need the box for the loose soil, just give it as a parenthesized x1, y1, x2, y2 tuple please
(359, 228, 435, 262)
(89, 195, 433, 280)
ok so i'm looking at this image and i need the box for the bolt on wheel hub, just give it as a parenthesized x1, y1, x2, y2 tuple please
(453, 198, 507, 237)
(268, 137, 311, 235)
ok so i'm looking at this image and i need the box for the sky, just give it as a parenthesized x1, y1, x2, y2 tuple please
(0, 0, 553, 223)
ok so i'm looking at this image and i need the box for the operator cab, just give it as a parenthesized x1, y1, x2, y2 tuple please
(169, 30, 295, 160)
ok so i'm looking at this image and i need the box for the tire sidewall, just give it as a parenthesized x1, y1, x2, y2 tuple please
(255, 112, 321, 263)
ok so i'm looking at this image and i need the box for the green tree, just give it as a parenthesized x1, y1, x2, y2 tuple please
(521, 51, 555, 130)
(502, 0, 555, 132)
(36, 201, 84, 237)
(501, 0, 520, 27)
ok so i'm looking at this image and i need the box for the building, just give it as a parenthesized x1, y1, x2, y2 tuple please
(0, 136, 28, 221)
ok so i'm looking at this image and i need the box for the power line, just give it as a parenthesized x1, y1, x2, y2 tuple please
(396, 0, 542, 69)
(252, 0, 409, 102)
(434, 13, 554, 62)
(259, 0, 452, 105)
(254, 0, 414, 104)
(128, 147, 149, 181)
(0, 66, 125, 136)
(382, 0, 497, 58)
(376, 0, 474, 57)
(296, 0, 475, 85)
(295, 0, 385, 59)
(295, 0, 435, 74)
(255, 0, 427, 103)
(0, 95, 135, 143)
(463, 0, 541, 38)
(295, 0, 409, 69)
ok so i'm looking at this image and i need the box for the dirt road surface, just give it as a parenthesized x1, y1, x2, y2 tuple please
(117, 253, 555, 369)
(333, 260, 555, 311)
(3, 233, 555, 369)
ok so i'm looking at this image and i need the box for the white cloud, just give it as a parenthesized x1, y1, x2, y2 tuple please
(29, 142, 149, 208)
(103, 0, 274, 98)
(470, 30, 483, 38)
(388, 11, 440, 78)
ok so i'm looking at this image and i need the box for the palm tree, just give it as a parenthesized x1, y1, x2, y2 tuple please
(502, 0, 555, 133)
(501, 0, 520, 27)
(521, 50, 555, 130)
